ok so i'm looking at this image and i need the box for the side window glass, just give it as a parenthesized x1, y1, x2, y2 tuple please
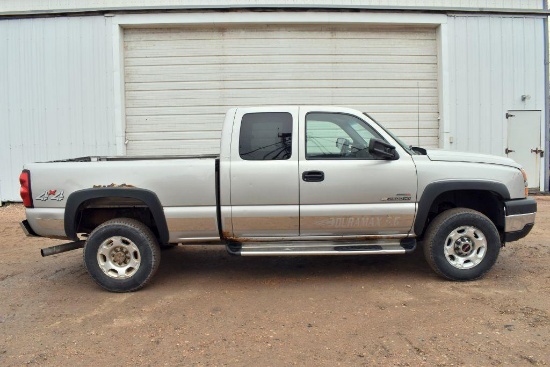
(305, 112, 384, 160)
(239, 112, 293, 160)
(306, 120, 352, 157)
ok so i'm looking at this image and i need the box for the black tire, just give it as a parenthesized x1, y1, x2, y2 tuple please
(423, 208, 501, 281)
(83, 218, 161, 292)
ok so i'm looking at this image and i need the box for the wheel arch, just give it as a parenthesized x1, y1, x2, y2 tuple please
(414, 181, 510, 237)
(64, 188, 169, 244)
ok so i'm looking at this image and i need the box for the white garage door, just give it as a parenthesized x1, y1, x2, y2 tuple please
(124, 25, 438, 155)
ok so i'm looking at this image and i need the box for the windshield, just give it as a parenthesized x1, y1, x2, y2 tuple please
(362, 113, 418, 155)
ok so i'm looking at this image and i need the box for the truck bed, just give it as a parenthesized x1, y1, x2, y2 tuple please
(24, 156, 220, 242)
(47, 154, 220, 163)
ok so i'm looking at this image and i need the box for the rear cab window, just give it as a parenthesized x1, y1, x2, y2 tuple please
(239, 112, 293, 160)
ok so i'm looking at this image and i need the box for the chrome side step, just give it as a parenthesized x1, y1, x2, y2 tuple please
(227, 239, 416, 256)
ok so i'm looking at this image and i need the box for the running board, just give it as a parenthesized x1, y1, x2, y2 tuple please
(227, 238, 416, 256)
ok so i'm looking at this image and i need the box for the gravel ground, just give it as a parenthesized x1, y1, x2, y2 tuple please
(0, 199, 549, 366)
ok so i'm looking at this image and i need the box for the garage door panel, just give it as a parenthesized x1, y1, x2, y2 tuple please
(393, 128, 440, 136)
(125, 34, 437, 43)
(126, 106, 229, 117)
(126, 131, 222, 140)
(125, 55, 438, 67)
(126, 72, 438, 84)
(127, 122, 224, 134)
(127, 96, 438, 108)
(126, 114, 225, 132)
(126, 63, 438, 76)
(133, 140, 221, 156)
(378, 118, 441, 129)
(124, 27, 436, 41)
(127, 104, 439, 118)
(125, 46, 436, 59)
(125, 38, 436, 51)
(127, 88, 438, 101)
(126, 93, 437, 108)
(125, 79, 439, 92)
(124, 25, 439, 155)
(416, 136, 439, 146)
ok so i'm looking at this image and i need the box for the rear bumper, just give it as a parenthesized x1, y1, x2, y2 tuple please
(20, 220, 39, 237)
(23, 208, 68, 239)
(504, 198, 536, 242)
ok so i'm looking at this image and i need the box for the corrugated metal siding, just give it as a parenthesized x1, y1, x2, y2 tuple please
(0, 16, 116, 202)
(447, 16, 545, 155)
(124, 25, 439, 155)
(0, 0, 543, 12)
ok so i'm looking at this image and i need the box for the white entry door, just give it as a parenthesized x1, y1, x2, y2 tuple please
(506, 110, 542, 189)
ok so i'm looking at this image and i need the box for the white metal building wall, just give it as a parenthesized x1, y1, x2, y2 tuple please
(0, 0, 543, 13)
(1, 12, 547, 202)
(0, 16, 116, 202)
(447, 16, 545, 155)
(124, 25, 439, 155)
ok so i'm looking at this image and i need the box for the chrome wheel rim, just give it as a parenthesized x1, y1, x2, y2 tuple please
(97, 236, 141, 279)
(444, 226, 487, 269)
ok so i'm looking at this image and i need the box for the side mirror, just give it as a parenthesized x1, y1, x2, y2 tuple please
(368, 138, 399, 160)
(411, 146, 427, 155)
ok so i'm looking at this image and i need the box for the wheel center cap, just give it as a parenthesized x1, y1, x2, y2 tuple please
(113, 250, 127, 265)
(455, 237, 474, 256)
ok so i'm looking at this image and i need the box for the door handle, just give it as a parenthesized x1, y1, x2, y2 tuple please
(302, 170, 325, 182)
(505, 148, 514, 154)
(531, 148, 544, 157)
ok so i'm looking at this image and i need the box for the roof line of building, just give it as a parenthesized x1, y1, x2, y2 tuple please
(1, 4, 549, 19)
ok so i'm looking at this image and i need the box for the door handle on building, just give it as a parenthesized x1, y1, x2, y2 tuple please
(505, 148, 514, 154)
(531, 148, 544, 157)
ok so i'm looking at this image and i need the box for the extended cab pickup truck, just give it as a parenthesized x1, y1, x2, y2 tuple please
(19, 106, 537, 292)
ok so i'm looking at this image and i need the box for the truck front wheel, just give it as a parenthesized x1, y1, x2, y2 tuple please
(423, 208, 500, 281)
(83, 218, 161, 292)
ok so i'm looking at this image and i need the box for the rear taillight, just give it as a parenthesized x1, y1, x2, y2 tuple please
(19, 170, 33, 208)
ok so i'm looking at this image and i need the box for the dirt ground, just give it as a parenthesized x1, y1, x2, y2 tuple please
(0, 200, 549, 366)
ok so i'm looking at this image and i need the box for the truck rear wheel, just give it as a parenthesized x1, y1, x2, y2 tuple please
(83, 218, 161, 292)
(423, 208, 500, 281)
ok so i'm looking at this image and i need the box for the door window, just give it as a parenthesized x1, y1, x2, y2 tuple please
(239, 112, 293, 160)
(305, 112, 384, 160)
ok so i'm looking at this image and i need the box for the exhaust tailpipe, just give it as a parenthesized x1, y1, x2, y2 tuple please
(41, 240, 85, 257)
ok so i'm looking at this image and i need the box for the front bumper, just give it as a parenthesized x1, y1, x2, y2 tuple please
(504, 198, 537, 242)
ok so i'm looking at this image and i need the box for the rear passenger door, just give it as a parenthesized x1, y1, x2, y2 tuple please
(230, 107, 300, 238)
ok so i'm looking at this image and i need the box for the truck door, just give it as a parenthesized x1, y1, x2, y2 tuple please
(229, 107, 300, 238)
(298, 109, 417, 237)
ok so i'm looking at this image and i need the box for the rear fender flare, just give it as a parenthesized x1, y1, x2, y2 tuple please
(64, 188, 168, 244)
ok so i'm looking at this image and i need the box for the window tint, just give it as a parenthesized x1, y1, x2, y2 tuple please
(306, 120, 353, 156)
(239, 112, 293, 160)
(305, 112, 384, 160)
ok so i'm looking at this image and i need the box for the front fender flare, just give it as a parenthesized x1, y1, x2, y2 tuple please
(414, 180, 510, 236)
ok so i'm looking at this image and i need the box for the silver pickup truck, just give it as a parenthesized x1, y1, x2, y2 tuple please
(19, 106, 537, 292)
